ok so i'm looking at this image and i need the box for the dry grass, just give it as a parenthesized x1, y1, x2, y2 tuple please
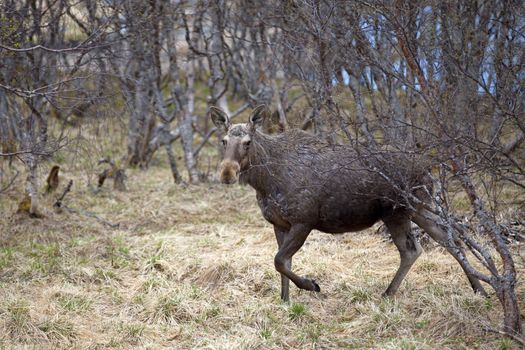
(1, 157, 524, 349)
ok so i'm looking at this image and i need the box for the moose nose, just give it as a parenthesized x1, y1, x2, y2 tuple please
(219, 160, 240, 185)
(222, 177, 237, 185)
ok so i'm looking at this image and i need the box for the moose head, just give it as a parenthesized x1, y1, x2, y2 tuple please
(209, 105, 269, 184)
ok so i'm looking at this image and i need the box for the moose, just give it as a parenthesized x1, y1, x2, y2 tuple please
(210, 105, 486, 302)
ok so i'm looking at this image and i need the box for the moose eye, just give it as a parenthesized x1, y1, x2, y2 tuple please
(243, 140, 251, 149)
(222, 139, 227, 146)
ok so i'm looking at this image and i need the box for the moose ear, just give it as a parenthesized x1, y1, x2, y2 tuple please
(248, 104, 269, 132)
(209, 106, 230, 132)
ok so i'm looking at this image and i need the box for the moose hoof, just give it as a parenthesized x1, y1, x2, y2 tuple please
(310, 279, 321, 293)
(381, 289, 395, 298)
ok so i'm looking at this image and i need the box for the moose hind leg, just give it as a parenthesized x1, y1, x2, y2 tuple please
(274, 224, 320, 298)
(383, 214, 422, 296)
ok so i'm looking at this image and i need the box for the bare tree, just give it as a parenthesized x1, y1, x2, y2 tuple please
(225, 0, 524, 337)
(0, 0, 110, 212)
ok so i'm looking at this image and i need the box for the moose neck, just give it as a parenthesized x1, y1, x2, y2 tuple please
(239, 131, 280, 194)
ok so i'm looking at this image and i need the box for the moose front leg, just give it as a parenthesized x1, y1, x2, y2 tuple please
(274, 226, 292, 302)
(274, 224, 319, 300)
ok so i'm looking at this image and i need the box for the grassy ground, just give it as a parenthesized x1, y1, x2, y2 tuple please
(0, 157, 524, 349)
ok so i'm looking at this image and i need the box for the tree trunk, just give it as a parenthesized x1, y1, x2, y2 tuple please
(165, 144, 182, 184)
(25, 154, 39, 216)
(207, 1, 229, 115)
(20, 114, 40, 216)
(347, 69, 376, 147)
(497, 281, 523, 335)
(127, 74, 149, 166)
(453, 157, 522, 335)
(180, 61, 199, 183)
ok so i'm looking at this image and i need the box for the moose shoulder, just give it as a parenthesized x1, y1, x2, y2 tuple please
(210, 105, 486, 302)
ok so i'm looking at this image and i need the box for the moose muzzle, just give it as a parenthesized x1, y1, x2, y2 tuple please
(219, 160, 240, 184)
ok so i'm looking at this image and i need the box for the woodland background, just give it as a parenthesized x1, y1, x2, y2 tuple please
(0, 0, 524, 348)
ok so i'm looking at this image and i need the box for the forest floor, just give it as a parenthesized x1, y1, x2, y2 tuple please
(0, 159, 524, 349)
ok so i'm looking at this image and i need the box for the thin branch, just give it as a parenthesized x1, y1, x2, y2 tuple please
(54, 180, 73, 208)
(0, 149, 51, 157)
(63, 205, 119, 229)
(193, 127, 217, 158)
(0, 169, 19, 193)
(0, 42, 99, 53)
(484, 326, 525, 347)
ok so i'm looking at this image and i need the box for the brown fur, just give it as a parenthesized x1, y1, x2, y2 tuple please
(210, 105, 486, 301)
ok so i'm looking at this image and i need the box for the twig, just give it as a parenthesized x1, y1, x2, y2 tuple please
(0, 169, 19, 193)
(230, 103, 250, 119)
(62, 205, 120, 229)
(0, 14, 110, 54)
(54, 180, 73, 208)
(193, 127, 217, 158)
(300, 111, 314, 130)
(484, 326, 525, 347)
(285, 93, 306, 113)
(0, 149, 52, 157)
